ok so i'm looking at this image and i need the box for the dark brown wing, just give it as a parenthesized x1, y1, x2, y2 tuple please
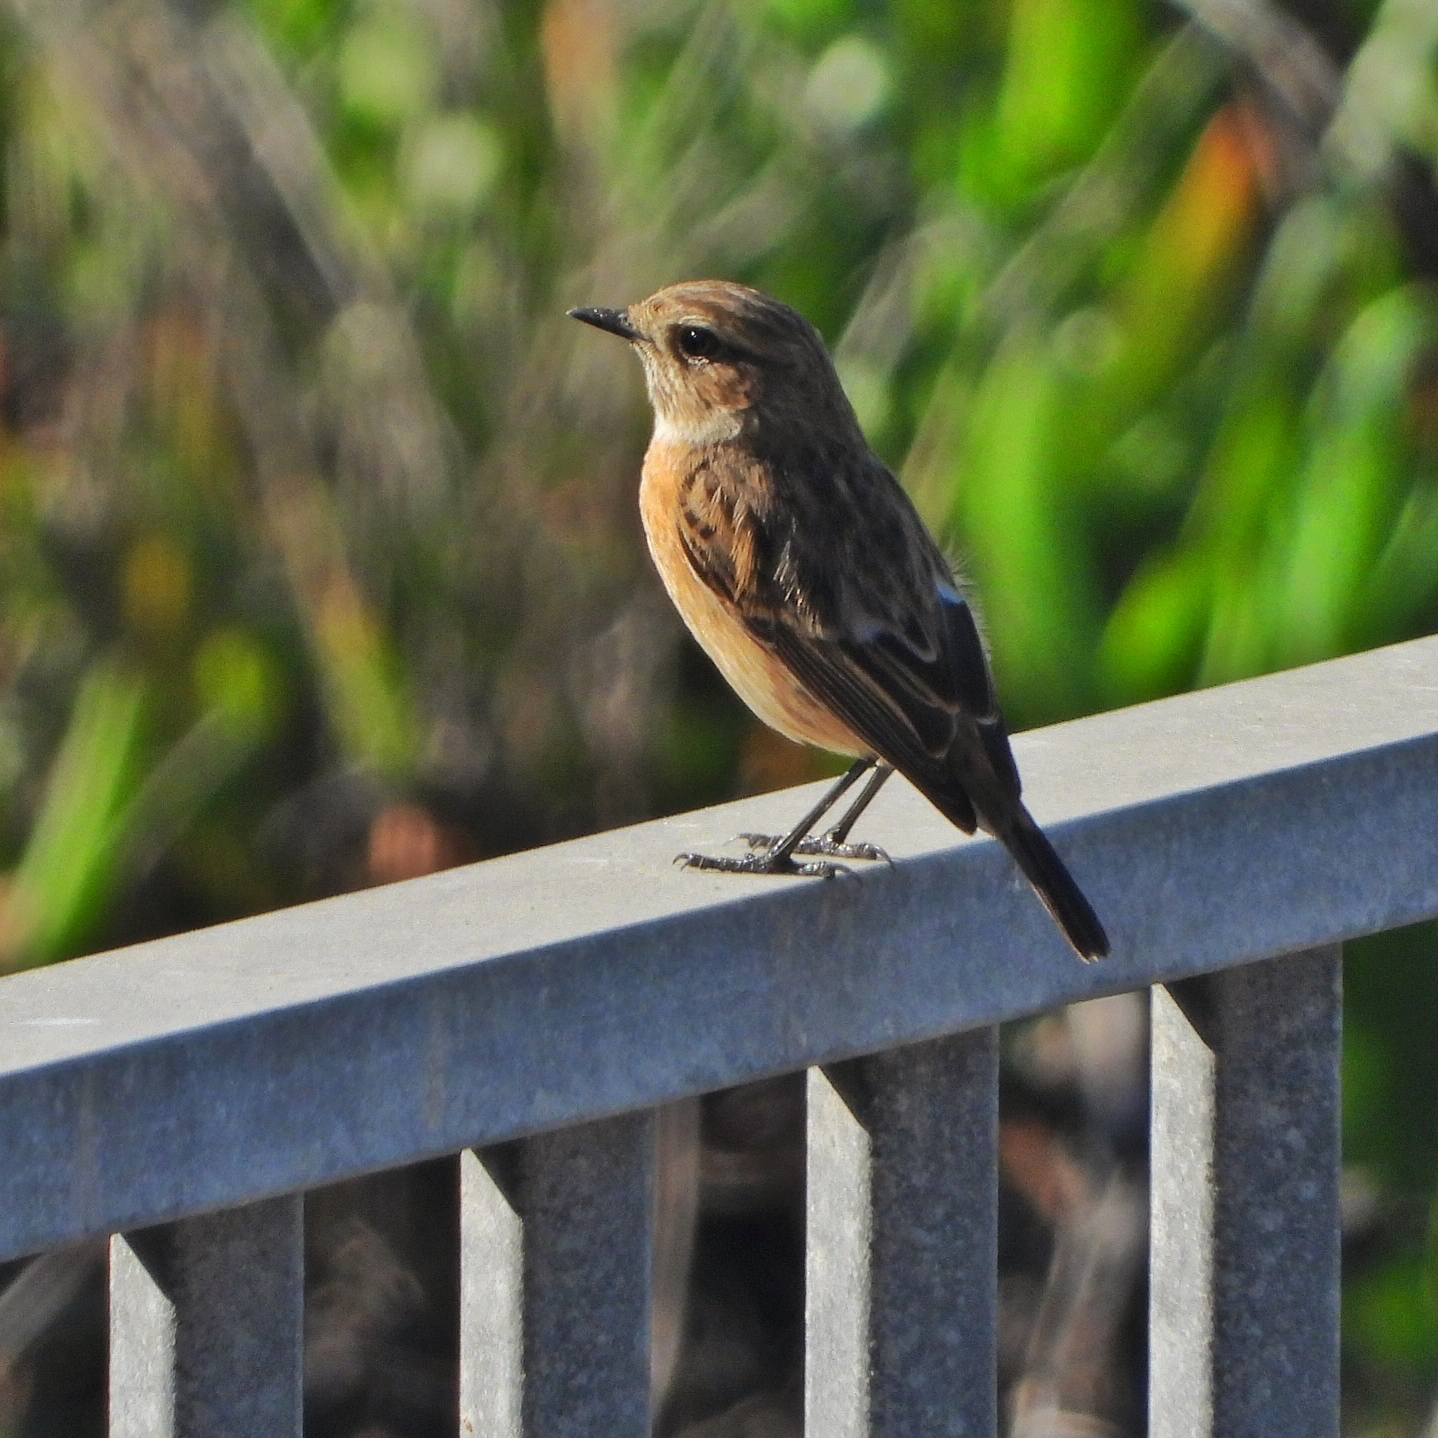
(672, 448, 1109, 959)
(763, 594, 1015, 834)
(674, 449, 1014, 826)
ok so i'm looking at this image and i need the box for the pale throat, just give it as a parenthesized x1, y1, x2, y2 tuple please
(648, 403, 745, 447)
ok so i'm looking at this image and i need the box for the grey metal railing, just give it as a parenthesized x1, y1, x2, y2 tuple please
(3, 635, 1437, 1437)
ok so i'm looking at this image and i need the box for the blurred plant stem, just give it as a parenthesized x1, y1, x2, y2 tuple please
(0, 661, 145, 969)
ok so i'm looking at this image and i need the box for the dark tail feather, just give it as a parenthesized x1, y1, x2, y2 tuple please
(998, 806, 1109, 961)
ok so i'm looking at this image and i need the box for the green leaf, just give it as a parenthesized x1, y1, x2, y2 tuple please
(949, 330, 1100, 718)
(2, 662, 148, 969)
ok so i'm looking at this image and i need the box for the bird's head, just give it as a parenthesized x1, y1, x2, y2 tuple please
(569, 280, 862, 448)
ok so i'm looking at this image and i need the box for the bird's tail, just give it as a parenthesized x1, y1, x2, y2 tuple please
(996, 805, 1109, 962)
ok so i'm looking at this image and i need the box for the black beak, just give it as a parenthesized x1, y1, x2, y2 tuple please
(568, 306, 640, 341)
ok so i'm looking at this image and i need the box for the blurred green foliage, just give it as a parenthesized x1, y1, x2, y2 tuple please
(0, 0, 1436, 1424)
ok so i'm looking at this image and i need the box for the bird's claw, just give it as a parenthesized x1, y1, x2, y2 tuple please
(738, 832, 891, 865)
(675, 849, 849, 879)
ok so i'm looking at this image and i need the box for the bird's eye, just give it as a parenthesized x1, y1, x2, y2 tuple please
(674, 326, 723, 361)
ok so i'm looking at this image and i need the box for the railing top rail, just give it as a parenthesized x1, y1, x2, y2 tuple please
(1, 636, 1436, 1260)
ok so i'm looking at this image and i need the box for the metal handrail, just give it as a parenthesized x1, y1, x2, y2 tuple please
(3, 635, 1434, 1436)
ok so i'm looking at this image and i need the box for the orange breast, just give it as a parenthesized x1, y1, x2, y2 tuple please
(639, 441, 868, 758)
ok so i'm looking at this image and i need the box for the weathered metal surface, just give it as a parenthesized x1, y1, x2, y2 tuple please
(1150, 947, 1342, 1438)
(109, 1194, 303, 1438)
(807, 1029, 999, 1438)
(0, 638, 1433, 1259)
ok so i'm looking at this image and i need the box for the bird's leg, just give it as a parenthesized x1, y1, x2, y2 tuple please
(678, 761, 872, 878)
(745, 762, 893, 862)
(817, 763, 893, 851)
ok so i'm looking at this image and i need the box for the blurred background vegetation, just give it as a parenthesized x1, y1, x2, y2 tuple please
(0, 0, 1435, 1429)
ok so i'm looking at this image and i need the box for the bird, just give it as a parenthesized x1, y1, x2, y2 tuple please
(569, 280, 1109, 961)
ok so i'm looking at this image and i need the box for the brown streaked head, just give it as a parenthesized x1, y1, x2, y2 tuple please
(568, 280, 863, 447)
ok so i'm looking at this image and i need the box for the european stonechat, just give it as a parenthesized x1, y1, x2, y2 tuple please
(571, 280, 1108, 960)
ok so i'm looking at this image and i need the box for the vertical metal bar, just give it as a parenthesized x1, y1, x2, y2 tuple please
(1150, 978, 1217, 1437)
(1150, 945, 1342, 1438)
(110, 1231, 176, 1438)
(650, 1098, 701, 1415)
(807, 1064, 871, 1438)
(807, 1027, 999, 1438)
(461, 1111, 655, 1438)
(460, 1146, 524, 1438)
(109, 1193, 304, 1438)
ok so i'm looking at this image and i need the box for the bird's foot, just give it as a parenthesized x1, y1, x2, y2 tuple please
(675, 847, 849, 879)
(738, 832, 891, 864)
